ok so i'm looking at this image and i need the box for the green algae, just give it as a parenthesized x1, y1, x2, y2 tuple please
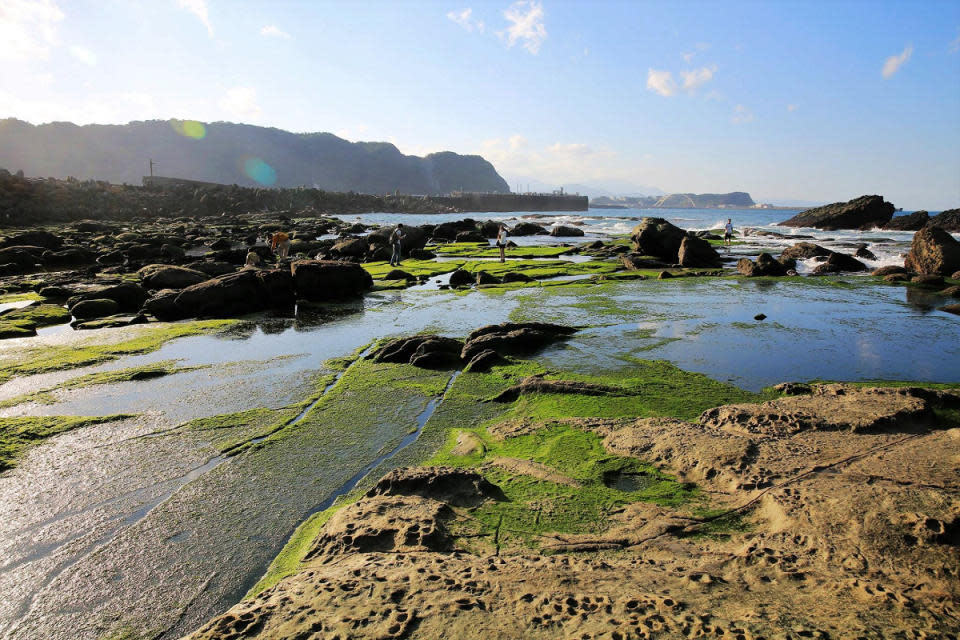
(0, 303, 71, 334)
(0, 414, 134, 471)
(0, 319, 235, 384)
(0, 360, 208, 409)
(431, 243, 573, 259)
(0, 291, 42, 304)
(363, 260, 462, 279)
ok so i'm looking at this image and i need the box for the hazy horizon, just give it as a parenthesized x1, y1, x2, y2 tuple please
(1, 0, 958, 210)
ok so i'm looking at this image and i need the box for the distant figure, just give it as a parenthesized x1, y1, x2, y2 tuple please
(245, 249, 261, 268)
(495, 224, 508, 263)
(724, 219, 734, 246)
(270, 231, 291, 259)
(389, 224, 405, 266)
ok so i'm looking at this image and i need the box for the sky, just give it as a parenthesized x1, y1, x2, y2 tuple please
(1, 0, 958, 209)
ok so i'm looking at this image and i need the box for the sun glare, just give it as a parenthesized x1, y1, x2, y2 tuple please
(170, 119, 206, 139)
(242, 157, 277, 185)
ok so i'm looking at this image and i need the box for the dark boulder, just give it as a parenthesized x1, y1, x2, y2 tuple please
(811, 252, 867, 274)
(448, 269, 474, 288)
(409, 248, 436, 260)
(501, 271, 534, 283)
(366, 467, 499, 508)
(737, 253, 788, 277)
(209, 238, 232, 250)
(256, 268, 296, 308)
(911, 274, 945, 288)
(883, 211, 929, 231)
(475, 271, 501, 286)
(74, 220, 113, 233)
(940, 285, 960, 298)
(928, 208, 960, 232)
(904, 225, 960, 275)
(290, 260, 373, 301)
(854, 246, 877, 261)
(383, 269, 415, 280)
(96, 250, 125, 266)
(780, 242, 832, 261)
(143, 289, 188, 321)
(174, 270, 266, 317)
(510, 222, 548, 236)
(550, 225, 585, 237)
(70, 298, 120, 319)
(124, 244, 163, 261)
(620, 254, 667, 270)
(872, 265, 908, 277)
(677, 235, 721, 267)
(330, 237, 367, 257)
(431, 220, 477, 241)
(883, 273, 910, 283)
(778, 195, 895, 230)
(1, 230, 62, 249)
(941, 304, 960, 316)
(461, 322, 577, 361)
(67, 282, 148, 312)
(42, 248, 95, 266)
(0, 246, 43, 268)
(138, 264, 208, 289)
(188, 260, 236, 277)
(463, 348, 508, 373)
(409, 338, 465, 369)
(455, 230, 487, 243)
(630, 218, 686, 262)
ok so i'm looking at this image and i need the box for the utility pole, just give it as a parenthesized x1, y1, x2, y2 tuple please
(149, 159, 157, 179)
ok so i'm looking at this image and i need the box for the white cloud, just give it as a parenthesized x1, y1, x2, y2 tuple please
(69, 45, 97, 65)
(731, 104, 754, 124)
(219, 86, 261, 120)
(882, 45, 912, 79)
(447, 7, 484, 32)
(176, 0, 214, 38)
(787, 103, 798, 112)
(260, 24, 291, 39)
(0, 0, 64, 62)
(501, 1, 546, 55)
(479, 136, 619, 183)
(646, 69, 677, 97)
(680, 65, 716, 92)
(682, 51, 695, 63)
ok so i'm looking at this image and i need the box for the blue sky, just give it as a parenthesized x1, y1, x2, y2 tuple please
(1, 0, 958, 208)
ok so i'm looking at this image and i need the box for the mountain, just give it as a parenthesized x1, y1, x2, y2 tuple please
(0, 119, 510, 195)
(591, 192, 755, 209)
(503, 176, 664, 199)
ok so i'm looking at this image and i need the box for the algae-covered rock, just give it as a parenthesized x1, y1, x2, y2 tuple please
(70, 298, 120, 319)
(366, 466, 500, 507)
(677, 235, 721, 268)
(448, 269, 473, 288)
(737, 253, 788, 277)
(290, 259, 373, 301)
(138, 264, 208, 289)
(475, 271, 501, 286)
(928, 208, 960, 232)
(811, 251, 867, 274)
(778, 195, 895, 230)
(461, 322, 576, 361)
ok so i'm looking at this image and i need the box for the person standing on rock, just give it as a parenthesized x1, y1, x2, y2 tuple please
(389, 224, 405, 266)
(270, 231, 291, 259)
(724, 219, 734, 246)
(495, 224, 508, 263)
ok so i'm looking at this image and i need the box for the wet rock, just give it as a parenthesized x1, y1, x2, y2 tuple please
(550, 225, 585, 237)
(780, 242, 832, 262)
(73, 314, 148, 330)
(778, 195, 895, 230)
(475, 271, 501, 286)
(928, 208, 960, 232)
(0, 230, 62, 249)
(854, 246, 877, 261)
(188, 260, 236, 277)
(0, 246, 43, 268)
(448, 269, 474, 288)
(330, 237, 368, 257)
(677, 235, 721, 267)
(754, 313, 767, 321)
(455, 230, 487, 243)
(620, 254, 667, 270)
(658, 271, 674, 279)
(161, 243, 186, 260)
(38, 285, 72, 298)
(904, 225, 960, 275)
(872, 265, 908, 277)
(463, 348, 508, 372)
(383, 269, 414, 280)
(510, 222, 548, 236)
(208, 238, 232, 251)
(409, 337, 465, 369)
(489, 377, 623, 403)
(940, 285, 960, 298)
(142, 289, 187, 321)
(884, 273, 910, 283)
(911, 274, 945, 288)
(367, 466, 500, 507)
(461, 322, 576, 361)
(883, 211, 929, 231)
(174, 270, 267, 317)
(290, 260, 373, 301)
(70, 298, 120, 319)
(811, 252, 867, 274)
(74, 220, 113, 233)
(501, 271, 534, 283)
(953, 270, 960, 280)
(96, 250, 125, 266)
(138, 264, 208, 289)
(42, 248, 95, 266)
(67, 282, 148, 312)
(409, 248, 436, 260)
(738, 253, 788, 277)
(256, 268, 296, 308)
(630, 218, 686, 261)
(430, 220, 477, 241)
(0, 324, 35, 339)
(941, 304, 960, 315)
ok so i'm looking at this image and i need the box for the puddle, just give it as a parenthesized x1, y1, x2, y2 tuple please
(603, 471, 654, 492)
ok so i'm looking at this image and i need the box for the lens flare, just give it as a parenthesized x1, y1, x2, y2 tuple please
(170, 119, 206, 139)
(242, 157, 277, 185)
